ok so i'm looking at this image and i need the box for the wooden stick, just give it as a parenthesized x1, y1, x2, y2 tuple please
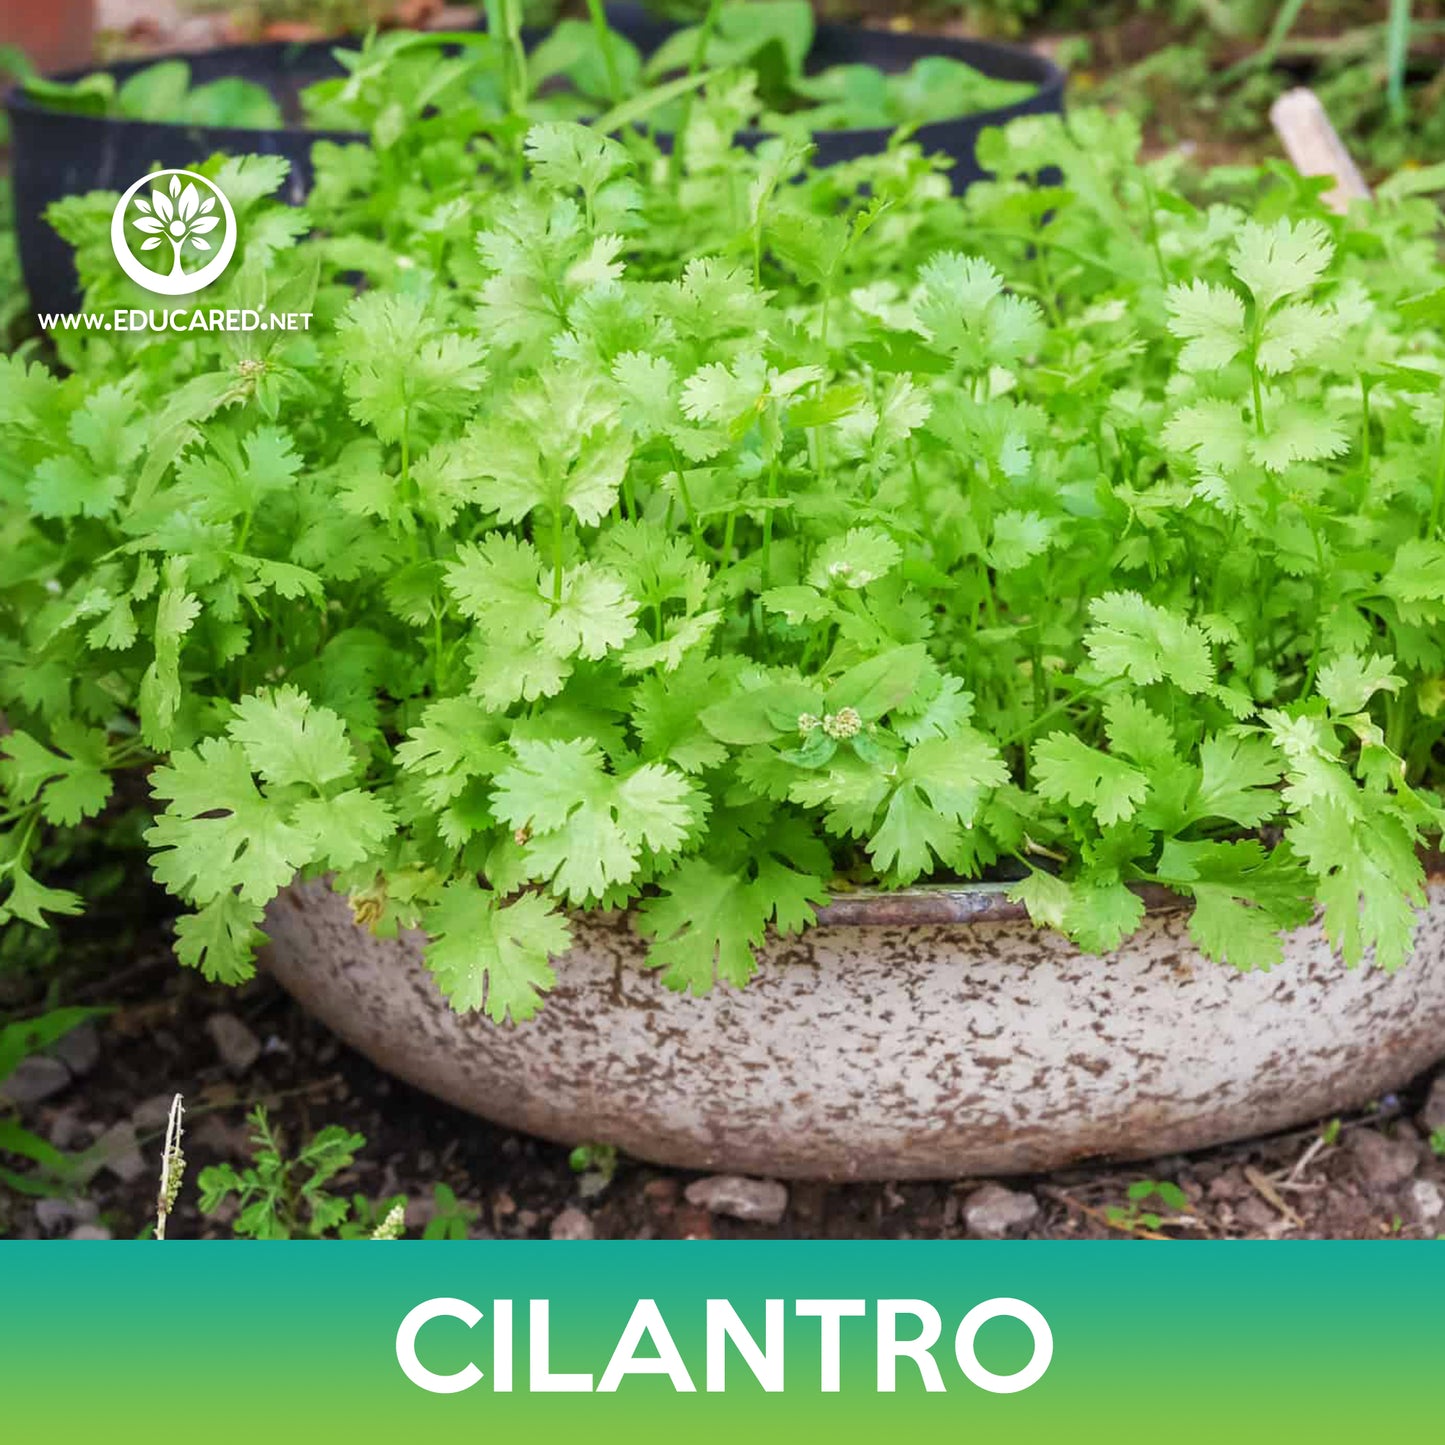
(1269, 87, 1372, 214)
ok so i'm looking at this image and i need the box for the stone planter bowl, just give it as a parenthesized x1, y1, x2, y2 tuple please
(262, 872, 1445, 1181)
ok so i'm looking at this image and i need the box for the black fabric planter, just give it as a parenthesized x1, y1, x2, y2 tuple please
(5, 10, 1064, 316)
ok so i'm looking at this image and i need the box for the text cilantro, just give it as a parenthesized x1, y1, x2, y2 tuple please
(395, 1296, 1052, 1395)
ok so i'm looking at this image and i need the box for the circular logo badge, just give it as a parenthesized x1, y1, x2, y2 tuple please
(110, 169, 238, 297)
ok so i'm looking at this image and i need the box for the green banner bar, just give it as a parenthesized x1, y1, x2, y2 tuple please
(3, 1241, 1439, 1440)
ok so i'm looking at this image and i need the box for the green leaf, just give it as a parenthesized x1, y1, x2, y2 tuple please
(807, 527, 901, 591)
(638, 859, 769, 994)
(1065, 876, 1146, 954)
(867, 733, 1008, 882)
(1085, 592, 1214, 693)
(1229, 218, 1333, 311)
(540, 564, 639, 660)
(228, 686, 356, 790)
(1316, 653, 1402, 715)
(1382, 540, 1445, 623)
(826, 645, 930, 721)
(174, 894, 267, 984)
(421, 883, 571, 1024)
(1033, 732, 1150, 826)
(1190, 735, 1282, 828)
(491, 740, 698, 903)
(0, 725, 112, 827)
(292, 791, 397, 870)
(700, 681, 822, 746)
(1165, 279, 1246, 371)
(147, 739, 318, 906)
(138, 558, 201, 749)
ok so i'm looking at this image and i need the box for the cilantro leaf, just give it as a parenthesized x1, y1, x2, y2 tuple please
(491, 740, 699, 903)
(228, 686, 356, 790)
(1085, 592, 1214, 693)
(147, 738, 317, 906)
(1033, 732, 1150, 827)
(422, 882, 571, 1024)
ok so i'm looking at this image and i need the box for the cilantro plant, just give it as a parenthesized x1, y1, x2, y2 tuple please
(2, 91, 1443, 1025)
(26, 6, 1037, 138)
(197, 1106, 404, 1239)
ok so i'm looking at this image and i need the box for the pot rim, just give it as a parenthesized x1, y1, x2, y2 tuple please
(812, 852, 1445, 928)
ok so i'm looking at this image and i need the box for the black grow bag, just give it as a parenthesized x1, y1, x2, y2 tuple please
(5, 8, 1064, 316)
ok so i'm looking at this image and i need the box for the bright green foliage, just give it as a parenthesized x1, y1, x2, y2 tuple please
(29, 14, 1037, 138)
(197, 1106, 405, 1240)
(421, 882, 571, 1023)
(4, 90, 1445, 1026)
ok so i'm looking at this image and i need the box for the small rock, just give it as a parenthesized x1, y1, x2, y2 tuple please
(190, 1114, 252, 1158)
(0, 1056, 71, 1106)
(131, 1093, 176, 1131)
(1232, 1196, 1279, 1234)
(34, 1197, 98, 1235)
(50, 1023, 100, 1077)
(684, 1175, 789, 1225)
(517, 1209, 540, 1230)
(577, 1170, 611, 1200)
(549, 1206, 595, 1241)
(1205, 1167, 1251, 1203)
(67, 1223, 112, 1241)
(47, 1110, 91, 1151)
(963, 1183, 1040, 1239)
(673, 1203, 715, 1240)
(403, 1196, 436, 1231)
(1347, 1129, 1419, 1189)
(206, 1012, 262, 1076)
(1420, 1076, 1445, 1136)
(94, 1121, 147, 1184)
(1407, 1178, 1444, 1227)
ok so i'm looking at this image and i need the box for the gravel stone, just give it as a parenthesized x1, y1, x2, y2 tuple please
(684, 1175, 789, 1225)
(47, 1110, 90, 1151)
(206, 1012, 262, 1075)
(50, 1023, 101, 1077)
(94, 1121, 147, 1184)
(963, 1183, 1041, 1238)
(34, 1197, 98, 1235)
(67, 1224, 113, 1241)
(131, 1093, 176, 1130)
(1407, 1179, 1444, 1227)
(1346, 1129, 1419, 1189)
(1420, 1076, 1445, 1136)
(549, 1206, 595, 1240)
(0, 1056, 71, 1106)
(190, 1114, 253, 1158)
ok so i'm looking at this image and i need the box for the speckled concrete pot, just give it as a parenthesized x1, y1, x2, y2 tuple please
(262, 873, 1445, 1181)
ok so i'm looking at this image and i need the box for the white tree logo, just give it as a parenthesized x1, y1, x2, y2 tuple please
(109, 168, 238, 297)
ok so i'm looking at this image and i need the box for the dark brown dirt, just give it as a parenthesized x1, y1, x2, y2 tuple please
(3, 894, 1442, 1243)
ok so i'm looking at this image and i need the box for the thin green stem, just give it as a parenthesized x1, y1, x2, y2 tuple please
(584, 0, 622, 101)
(760, 457, 780, 591)
(668, 0, 724, 187)
(996, 681, 1105, 750)
(1300, 517, 1329, 699)
(551, 506, 565, 607)
(1431, 407, 1445, 537)
(1360, 378, 1373, 484)
(1386, 0, 1413, 125)
(720, 505, 738, 569)
(1137, 169, 1169, 287)
(668, 442, 705, 556)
